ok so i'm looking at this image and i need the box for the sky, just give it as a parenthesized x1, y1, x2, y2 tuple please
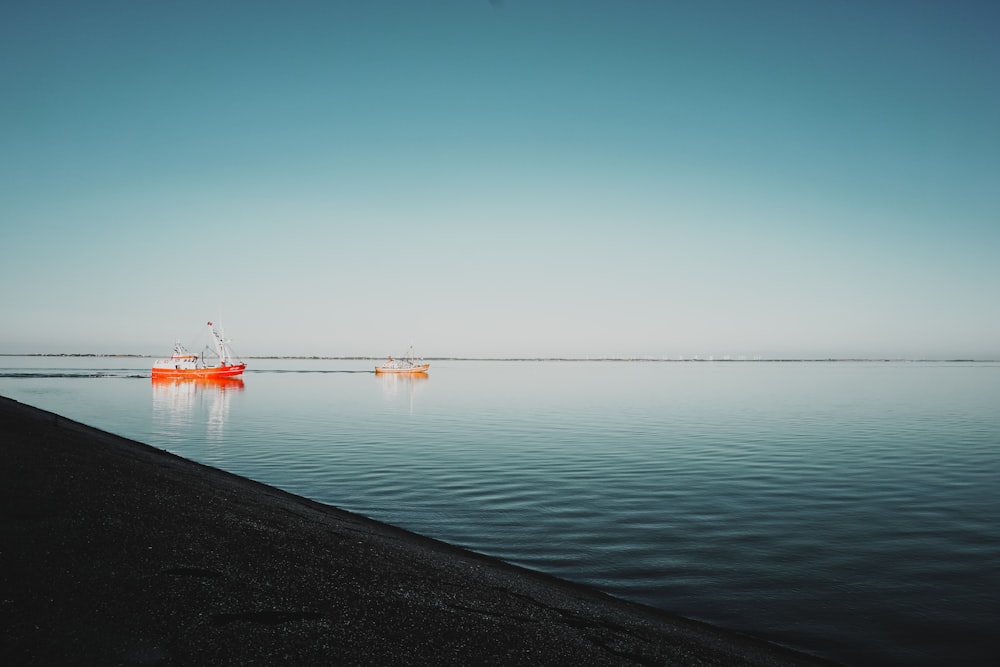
(2, 1, 998, 359)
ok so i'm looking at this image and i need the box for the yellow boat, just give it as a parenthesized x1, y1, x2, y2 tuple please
(375, 346, 429, 375)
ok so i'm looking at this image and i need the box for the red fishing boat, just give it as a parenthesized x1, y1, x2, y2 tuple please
(151, 322, 246, 378)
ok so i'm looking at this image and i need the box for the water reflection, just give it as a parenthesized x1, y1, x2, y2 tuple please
(376, 371, 428, 413)
(151, 376, 244, 440)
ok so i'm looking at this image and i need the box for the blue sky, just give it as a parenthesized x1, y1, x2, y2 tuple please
(2, 1, 998, 358)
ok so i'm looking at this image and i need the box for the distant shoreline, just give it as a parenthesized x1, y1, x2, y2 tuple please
(0, 354, 993, 363)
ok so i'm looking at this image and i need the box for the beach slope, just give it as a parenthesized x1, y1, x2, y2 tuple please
(0, 395, 835, 665)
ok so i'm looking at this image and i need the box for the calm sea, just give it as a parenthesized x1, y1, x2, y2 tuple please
(2, 357, 998, 666)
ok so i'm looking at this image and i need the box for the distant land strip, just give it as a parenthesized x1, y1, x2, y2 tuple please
(0, 354, 990, 362)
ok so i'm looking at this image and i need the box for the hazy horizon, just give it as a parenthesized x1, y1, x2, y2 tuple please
(3, 2, 998, 360)
(2, 352, 996, 363)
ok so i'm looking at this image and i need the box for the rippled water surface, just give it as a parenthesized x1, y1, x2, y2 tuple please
(2, 358, 998, 666)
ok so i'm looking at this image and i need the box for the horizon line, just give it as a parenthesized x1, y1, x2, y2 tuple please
(1, 353, 996, 363)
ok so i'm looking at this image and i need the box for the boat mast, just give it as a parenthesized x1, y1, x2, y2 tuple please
(207, 321, 230, 365)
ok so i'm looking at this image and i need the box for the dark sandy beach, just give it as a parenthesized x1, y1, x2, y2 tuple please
(0, 394, 837, 665)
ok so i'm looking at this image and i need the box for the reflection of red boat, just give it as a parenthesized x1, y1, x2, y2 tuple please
(151, 376, 245, 391)
(375, 346, 429, 375)
(151, 322, 246, 378)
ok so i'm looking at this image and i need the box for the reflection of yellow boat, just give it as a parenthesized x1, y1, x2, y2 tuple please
(375, 346, 430, 375)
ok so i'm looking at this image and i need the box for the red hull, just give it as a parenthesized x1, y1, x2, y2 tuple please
(150, 364, 246, 379)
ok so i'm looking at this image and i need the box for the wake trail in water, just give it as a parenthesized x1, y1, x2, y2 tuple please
(0, 372, 149, 379)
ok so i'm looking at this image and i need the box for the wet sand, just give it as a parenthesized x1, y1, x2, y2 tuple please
(0, 395, 837, 665)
